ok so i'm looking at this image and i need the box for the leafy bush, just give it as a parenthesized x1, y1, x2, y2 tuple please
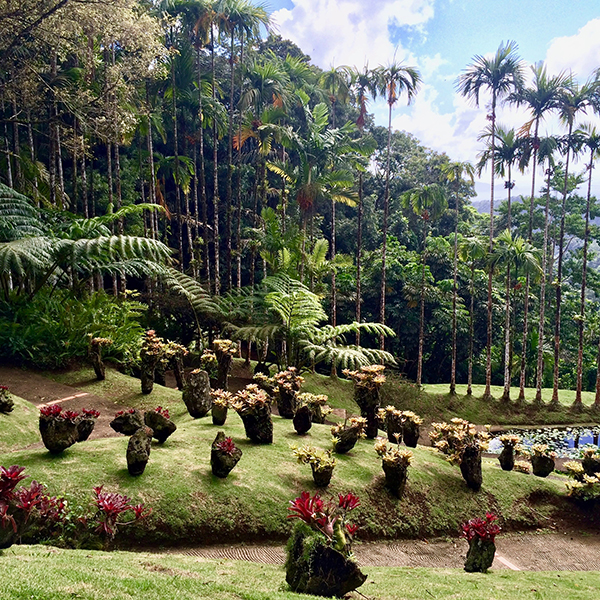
(0, 289, 146, 368)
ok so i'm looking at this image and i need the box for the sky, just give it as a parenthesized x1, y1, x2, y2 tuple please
(266, 0, 600, 203)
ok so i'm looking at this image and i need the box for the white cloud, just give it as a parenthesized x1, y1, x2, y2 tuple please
(271, 0, 435, 69)
(546, 18, 600, 80)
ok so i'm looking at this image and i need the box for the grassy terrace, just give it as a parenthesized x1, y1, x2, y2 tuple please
(0, 367, 590, 546)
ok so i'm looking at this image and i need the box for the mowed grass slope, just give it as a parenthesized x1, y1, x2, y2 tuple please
(0, 395, 41, 451)
(0, 545, 598, 600)
(0, 368, 584, 546)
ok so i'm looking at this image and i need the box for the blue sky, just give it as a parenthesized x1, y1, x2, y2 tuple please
(267, 0, 600, 200)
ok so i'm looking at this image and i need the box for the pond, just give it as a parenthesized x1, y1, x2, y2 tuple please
(488, 425, 600, 459)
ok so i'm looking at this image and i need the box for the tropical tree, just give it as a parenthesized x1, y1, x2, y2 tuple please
(510, 63, 570, 402)
(459, 236, 487, 395)
(456, 40, 524, 399)
(574, 124, 600, 408)
(490, 229, 541, 402)
(534, 136, 559, 404)
(551, 78, 595, 405)
(375, 62, 421, 350)
(441, 160, 474, 394)
(402, 183, 448, 386)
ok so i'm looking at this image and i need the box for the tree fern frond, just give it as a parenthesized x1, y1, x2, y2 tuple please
(157, 266, 220, 316)
(0, 237, 52, 277)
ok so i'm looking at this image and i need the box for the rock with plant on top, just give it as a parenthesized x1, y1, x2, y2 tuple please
(331, 417, 367, 454)
(285, 490, 366, 597)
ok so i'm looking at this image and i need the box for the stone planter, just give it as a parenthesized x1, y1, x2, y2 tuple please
(77, 417, 97, 442)
(140, 350, 160, 395)
(385, 413, 402, 443)
(212, 404, 228, 426)
(332, 427, 360, 454)
(498, 446, 515, 471)
(144, 411, 176, 443)
(459, 445, 483, 491)
(0, 390, 14, 413)
(531, 454, 555, 477)
(90, 347, 106, 381)
(126, 427, 153, 476)
(310, 405, 327, 425)
(311, 464, 334, 488)
(354, 387, 379, 439)
(39, 416, 80, 453)
(172, 356, 186, 390)
(182, 370, 212, 418)
(582, 455, 600, 477)
(110, 410, 145, 436)
(464, 537, 496, 573)
(382, 461, 409, 499)
(278, 388, 298, 419)
(286, 524, 366, 598)
(214, 352, 233, 391)
(293, 405, 312, 435)
(239, 406, 273, 444)
(210, 431, 242, 478)
(402, 421, 420, 448)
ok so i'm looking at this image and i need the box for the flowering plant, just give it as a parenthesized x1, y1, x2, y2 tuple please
(429, 419, 490, 465)
(374, 437, 413, 467)
(253, 372, 276, 395)
(199, 349, 218, 378)
(400, 411, 422, 426)
(90, 485, 151, 541)
(215, 436, 238, 456)
(0, 465, 66, 548)
(292, 445, 337, 472)
(152, 406, 170, 419)
(211, 389, 233, 408)
(498, 434, 521, 449)
(461, 513, 501, 543)
(528, 443, 557, 460)
(0, 385, 10, 399)
(213, 338, 238, 356)
(288, 491, 360, 557)
(82, 408, 100, 418)
(115, 408, 136, 417)
(232, 384, 271, 416)
(297, 392, 332, 421)
(342, 364, 386, 390)
(39, 405, 81, 422)
(331, 417, 367, 441)
(274, 367, 304, 392)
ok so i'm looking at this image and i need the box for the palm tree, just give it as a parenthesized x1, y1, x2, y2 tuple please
(551, 78, 595, 406)
(574, 124, 600, 409)
(456, 41, 524, 400)
(509, 63, 569, 402)
(491, 229, 541, 402)
(459, 236, 487, 395)
(375, 62, 421, 350)
(534, 136, 559, 404)
(441, 160, 474, 395)
(402, 183, 448, 386)
(345, 65, 378, 345)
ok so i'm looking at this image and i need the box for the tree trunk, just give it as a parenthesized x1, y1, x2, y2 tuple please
(380, 104, 393, 351)
(450, 204, 458, 395)
(574, 149, 594, 409)
(535, 164, 553, 404)
(552, 123, 573, 406)
(356, 172, 363, 346)
(501, 262, 511, 402)
(467, 263, 475, 395)
(211, 24, 221, 295)
(225, 31, 235, 292)
(417, 227, 427, 386)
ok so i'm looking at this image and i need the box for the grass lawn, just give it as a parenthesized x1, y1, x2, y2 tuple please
(0, 545, 598, 600)
(0, 395, 41, 452)
(0, 368, 582, 546)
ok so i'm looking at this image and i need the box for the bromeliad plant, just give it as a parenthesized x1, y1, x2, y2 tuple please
(0, 465, 66, 549)
(331, 416, 367, 454)
(275, 367, 305, 419)
(88, 486, 151, 543)
(285, 490, 367, 597)
(343, 364, 386, 438)
(527, 444, 556, 478)
(497, 434, 522, 471)
(292, 445, 337, 487)
(461, 512, 501, 573)
(287, 491, 360, 558)
(430, 419, 490, 491)
(39, 405, 100, 452)
(374, 437, 413, 498)
(211, 389, 233, 425)
(297, 392, 332, 424)
(232, 384, 273, 444)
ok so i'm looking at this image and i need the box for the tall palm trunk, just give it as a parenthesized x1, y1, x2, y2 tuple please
(467, 262, 475, 395)
(417, 225, 428, 386)
(235, 33, 245, 289)
(552, 123, 574, 406)
(535, 164, 553, 404)
(484, 94, 497, 400)
(211, 24, 221, 295)
(2, 96, 13, 188)
(380, 103, 393, 351)
(501, 261, 512, 402)
(146, 110, 157, 239)
(11, 98, 21, 187)
(225, 30, 236, 291)
(196, 46, 210, 286)
(331, 197, 337, 328)
(355, 172, 363, 346)
(171, 60, 184, 271)
(450, 204, 459, 394)
(574, 148, 595, 409)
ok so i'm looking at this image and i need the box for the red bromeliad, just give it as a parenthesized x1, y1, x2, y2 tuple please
(461, 512, 501, 543)
(215, 437, 237, 456)
(154, 406, 170, 419)
(92, 485, 151, 540)
(82, 408, 100, 418)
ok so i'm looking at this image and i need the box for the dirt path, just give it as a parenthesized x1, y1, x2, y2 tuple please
(161, 531, 600, 571)
(2, 365, 600, 571)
